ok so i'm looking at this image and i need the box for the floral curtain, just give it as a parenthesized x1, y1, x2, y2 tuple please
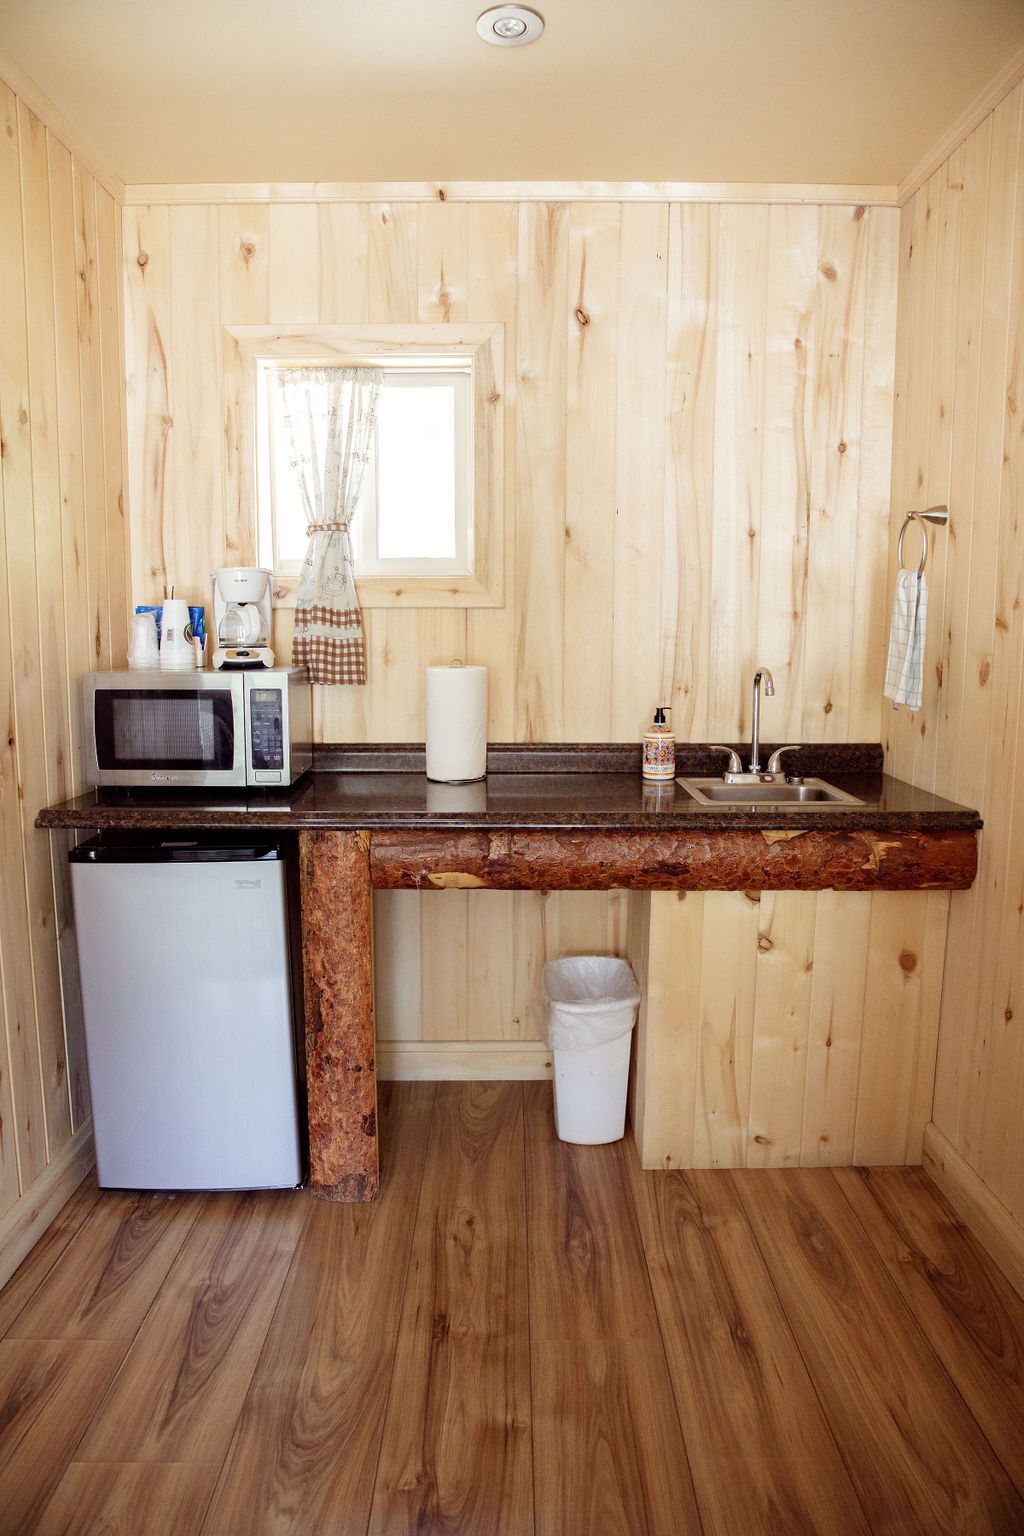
(275, 366, 381, 685)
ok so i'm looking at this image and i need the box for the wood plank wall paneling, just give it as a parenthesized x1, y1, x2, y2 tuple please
(0, 78, 128, 1231)
(891, 81, 1024, 1233)
(123, 193, 900, 1066)
(631, 888, 950, 1171)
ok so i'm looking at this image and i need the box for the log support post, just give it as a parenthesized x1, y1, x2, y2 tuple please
(299, 829, 378, 1201)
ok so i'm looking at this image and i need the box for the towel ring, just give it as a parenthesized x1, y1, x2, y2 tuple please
(898, 505, 949, 576)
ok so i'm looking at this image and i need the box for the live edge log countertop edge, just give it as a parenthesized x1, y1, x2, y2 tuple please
(36, 742, 982, 891)
(368, 826, 978, 892)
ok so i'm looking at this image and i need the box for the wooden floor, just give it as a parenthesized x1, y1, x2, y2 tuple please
(2, 1083, 1024, 1535)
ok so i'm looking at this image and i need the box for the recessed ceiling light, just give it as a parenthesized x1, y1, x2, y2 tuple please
(476, 5, 545, 47)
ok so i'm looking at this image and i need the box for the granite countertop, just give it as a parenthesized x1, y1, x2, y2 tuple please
(36, 743, 983, 835)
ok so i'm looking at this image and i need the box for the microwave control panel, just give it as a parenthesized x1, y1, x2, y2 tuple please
(249, 688, 284, 772)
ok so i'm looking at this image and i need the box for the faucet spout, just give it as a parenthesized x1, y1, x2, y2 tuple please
(750, 667, 775, 772)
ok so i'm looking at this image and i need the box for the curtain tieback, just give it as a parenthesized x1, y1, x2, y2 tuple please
(309, 520, 350, 536)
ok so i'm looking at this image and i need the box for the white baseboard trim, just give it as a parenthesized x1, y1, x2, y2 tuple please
(922, 1122, 1024, 1302)
(0, 1121, 95, 1292)
(379, 1040, 552, 1081)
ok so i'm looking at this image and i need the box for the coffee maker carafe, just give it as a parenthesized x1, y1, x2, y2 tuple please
(211, 567, 275, 669)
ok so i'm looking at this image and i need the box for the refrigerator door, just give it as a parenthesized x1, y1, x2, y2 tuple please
(71, 846, 302, 1190)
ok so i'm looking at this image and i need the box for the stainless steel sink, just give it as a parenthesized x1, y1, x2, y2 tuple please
(676, 776, 863, 807)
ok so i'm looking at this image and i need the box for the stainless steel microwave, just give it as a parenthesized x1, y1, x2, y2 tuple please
(83, 668, 312, 789)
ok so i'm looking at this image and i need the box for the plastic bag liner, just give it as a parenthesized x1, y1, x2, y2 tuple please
(542, 957, 641, 1052)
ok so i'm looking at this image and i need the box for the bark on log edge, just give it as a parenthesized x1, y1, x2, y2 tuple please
(300, 829, 378, 1201)
(368, 826, 977, 892)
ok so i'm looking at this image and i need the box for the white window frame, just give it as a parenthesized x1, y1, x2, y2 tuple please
(358, 367, 472, 577)
(226, 323, 505, 610)
(268, 365, 474, 580)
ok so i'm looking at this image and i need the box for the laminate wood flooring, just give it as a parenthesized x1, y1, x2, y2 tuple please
(2, 1082, 1024, 1535)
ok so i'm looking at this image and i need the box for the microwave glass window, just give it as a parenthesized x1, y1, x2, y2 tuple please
(95, 690, 235, 770)
(113, 697, 214, 762)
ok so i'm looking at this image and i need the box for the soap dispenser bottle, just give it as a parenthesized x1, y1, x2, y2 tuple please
(642, 705, 675, 781)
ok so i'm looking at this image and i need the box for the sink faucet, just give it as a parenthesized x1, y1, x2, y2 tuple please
(710, 668, 799, 783)
(749, 667, 775, 772)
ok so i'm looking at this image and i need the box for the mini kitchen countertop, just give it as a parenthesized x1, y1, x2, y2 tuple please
(36, 742, 982, 834)
(39, 742, 981, 1206)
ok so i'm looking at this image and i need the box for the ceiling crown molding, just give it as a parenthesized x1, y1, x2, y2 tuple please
(0, 44, 124, 200)
(898, 40, 1024, 205)
(122, 179, 898, 207)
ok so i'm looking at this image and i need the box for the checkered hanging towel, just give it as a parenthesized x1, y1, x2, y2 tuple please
(275, 366, 382, 686)
(883, 568, 928, 711)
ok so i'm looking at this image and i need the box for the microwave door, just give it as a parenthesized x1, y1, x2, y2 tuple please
(85, 674, 247, 787)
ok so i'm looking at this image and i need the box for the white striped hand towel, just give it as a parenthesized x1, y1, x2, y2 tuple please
(884, 568, 928, 711)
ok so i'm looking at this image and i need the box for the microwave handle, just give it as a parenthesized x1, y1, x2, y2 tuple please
(230, 675, 247, 779)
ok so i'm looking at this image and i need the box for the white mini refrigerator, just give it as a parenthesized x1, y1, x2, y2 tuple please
(70, 834, 303, 1190)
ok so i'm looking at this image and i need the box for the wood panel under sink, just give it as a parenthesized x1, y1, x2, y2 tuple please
(628, 887, 950, 1170)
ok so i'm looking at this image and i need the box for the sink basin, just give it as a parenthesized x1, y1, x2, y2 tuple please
(676, 776, 863, 807)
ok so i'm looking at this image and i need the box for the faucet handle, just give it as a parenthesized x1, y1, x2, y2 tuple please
(709, 744, 744, 775)
(766, 744, 801, 774)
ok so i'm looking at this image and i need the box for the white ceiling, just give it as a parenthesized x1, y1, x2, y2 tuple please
(2, 0, 1023, 186)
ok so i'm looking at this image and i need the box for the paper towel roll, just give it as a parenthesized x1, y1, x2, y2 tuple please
(425, 662, 487, 782)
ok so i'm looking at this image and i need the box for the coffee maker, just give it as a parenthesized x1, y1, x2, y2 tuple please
(211, 566, 275, 669)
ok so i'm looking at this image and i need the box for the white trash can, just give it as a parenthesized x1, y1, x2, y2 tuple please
(543, 956, 641, 1145)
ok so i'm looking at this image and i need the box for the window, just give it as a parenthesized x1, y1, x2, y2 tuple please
(259, 362, 473, 580)
(226, 322, 504, 609)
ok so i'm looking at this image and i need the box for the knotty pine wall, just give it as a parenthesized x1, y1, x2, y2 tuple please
(0, 73, 128, 1276)
(628, 887, 951, 1170)
(123, 192, 900, 1062)
(887, 81, 1024, 1258)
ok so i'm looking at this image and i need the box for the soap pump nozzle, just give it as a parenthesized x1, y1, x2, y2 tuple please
(653, 705, 670, 726)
